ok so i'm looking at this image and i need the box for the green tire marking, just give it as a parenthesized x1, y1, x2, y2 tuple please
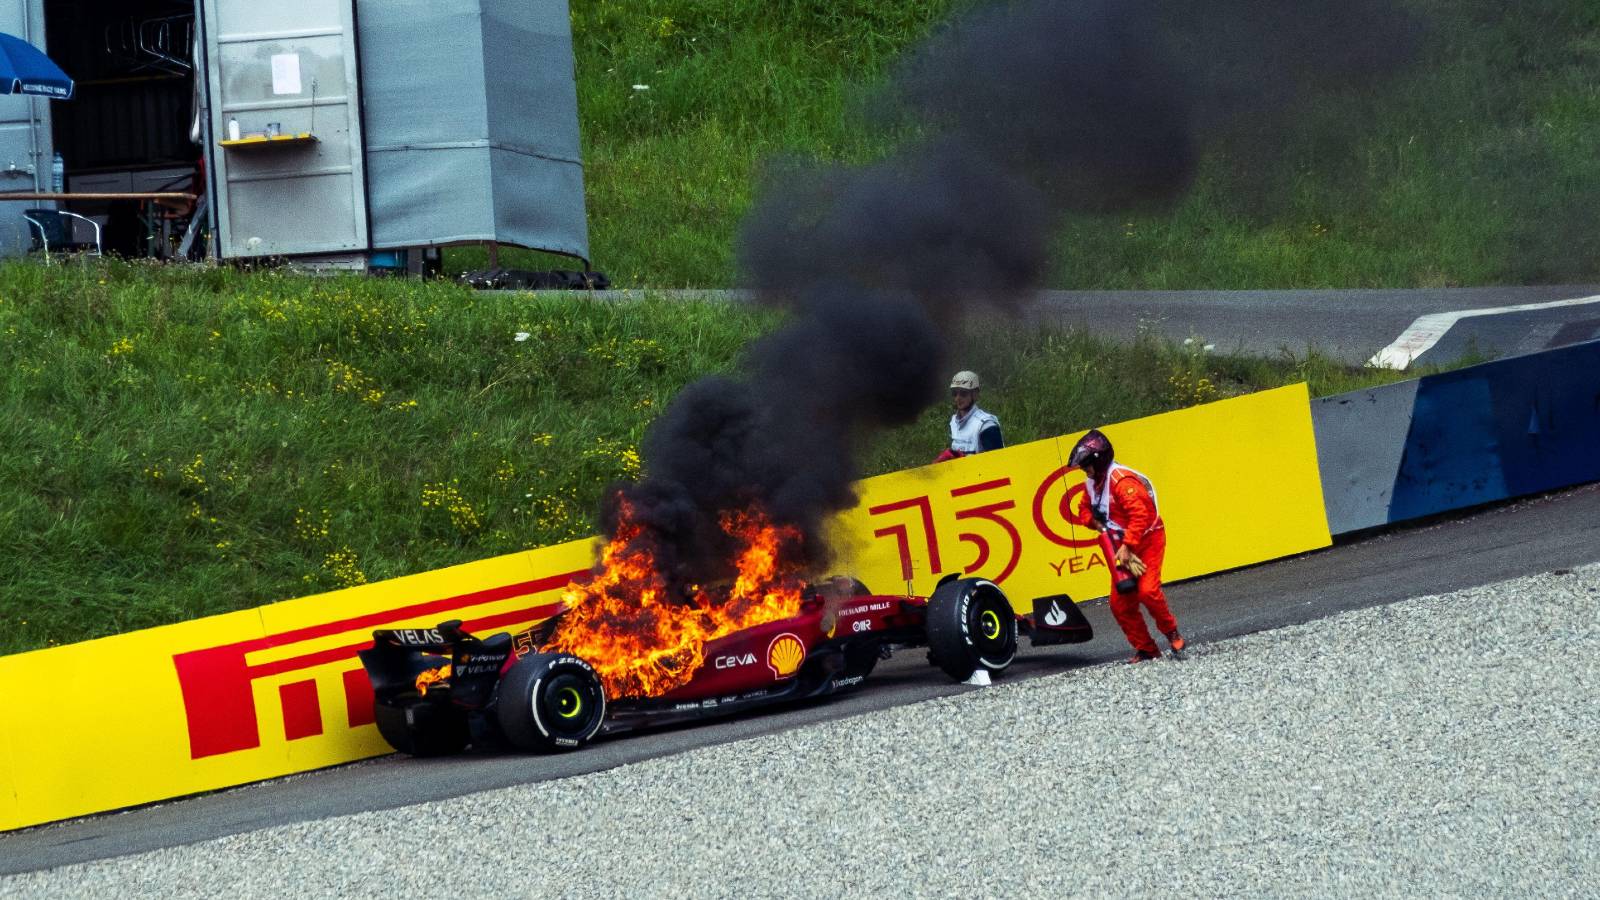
(980, 609, 1002, 640)
(556, 686, 584, 719)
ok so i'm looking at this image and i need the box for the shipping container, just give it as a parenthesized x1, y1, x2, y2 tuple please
(0, 0, 587, 266)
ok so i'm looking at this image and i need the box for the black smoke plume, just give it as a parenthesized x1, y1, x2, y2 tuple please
(599, 0, 1422, 591)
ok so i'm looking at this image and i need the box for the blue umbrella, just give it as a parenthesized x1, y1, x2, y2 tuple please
(0, 32, 72, 99)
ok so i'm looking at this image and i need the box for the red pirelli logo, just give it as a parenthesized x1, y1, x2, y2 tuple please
(171, 570, 585, 759)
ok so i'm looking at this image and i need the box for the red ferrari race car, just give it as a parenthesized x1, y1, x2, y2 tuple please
(359, 577, 1094, 756)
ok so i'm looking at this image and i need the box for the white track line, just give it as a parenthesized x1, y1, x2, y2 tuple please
(1368, 294, 1600, 370)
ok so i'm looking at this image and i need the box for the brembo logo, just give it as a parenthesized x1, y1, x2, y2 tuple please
(170, 570, 584, 759)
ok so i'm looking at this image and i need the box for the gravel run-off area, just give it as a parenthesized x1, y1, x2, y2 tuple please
(5, 565, 1596, 898)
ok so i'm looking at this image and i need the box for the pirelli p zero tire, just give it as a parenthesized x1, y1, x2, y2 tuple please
(373, 698, 470, 757)
(496, 653, 607, 753)
(925, 577, 1019, 681)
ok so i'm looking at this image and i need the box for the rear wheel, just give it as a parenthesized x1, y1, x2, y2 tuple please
(496, 653, 607, 752)
(372, 698, 470, 757)
(925, 578, 1018, 681)
(467, 712, 511, 752)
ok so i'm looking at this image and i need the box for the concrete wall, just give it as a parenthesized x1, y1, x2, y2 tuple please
(1314, 339, 1600, 534)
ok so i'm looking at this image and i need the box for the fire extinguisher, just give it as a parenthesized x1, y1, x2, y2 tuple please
(1097, 530, 1139, 595)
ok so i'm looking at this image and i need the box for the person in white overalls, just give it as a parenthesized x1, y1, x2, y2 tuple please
(937, 371, 1003, 462)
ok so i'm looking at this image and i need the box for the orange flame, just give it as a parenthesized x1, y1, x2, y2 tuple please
(544, 501, 808, 698)
(415, 663, 451, 696)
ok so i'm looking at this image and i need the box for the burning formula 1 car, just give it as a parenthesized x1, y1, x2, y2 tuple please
(359, 577, 1093, 756)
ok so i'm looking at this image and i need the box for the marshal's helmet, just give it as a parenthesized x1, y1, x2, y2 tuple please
(1068, 428, 1114, 478)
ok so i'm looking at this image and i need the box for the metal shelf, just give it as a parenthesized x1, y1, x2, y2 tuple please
(219, 133, 317, 149)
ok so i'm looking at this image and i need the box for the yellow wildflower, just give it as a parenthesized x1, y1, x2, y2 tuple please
(421, 481, 482, 532)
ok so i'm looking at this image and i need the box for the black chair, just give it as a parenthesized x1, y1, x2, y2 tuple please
(23, 208, 102, 259)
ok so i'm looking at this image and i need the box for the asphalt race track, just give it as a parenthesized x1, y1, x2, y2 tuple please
(1026, 286, 1600, 367)
(3, 482, 1598, 875)
(540, 285, 1600, 369)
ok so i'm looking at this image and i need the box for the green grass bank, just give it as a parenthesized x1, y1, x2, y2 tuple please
(461, 0, 1600, 289)
(0, 262, 1423, 654)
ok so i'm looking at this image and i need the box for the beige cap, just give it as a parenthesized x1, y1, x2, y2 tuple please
(949, 370, 981, 390)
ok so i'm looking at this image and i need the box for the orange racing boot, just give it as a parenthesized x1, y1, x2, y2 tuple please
(1164, 630, 1187, 658)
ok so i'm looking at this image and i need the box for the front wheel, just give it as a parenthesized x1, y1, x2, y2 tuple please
(925, 578, 1018, 681)
(496, 653, 607, 752)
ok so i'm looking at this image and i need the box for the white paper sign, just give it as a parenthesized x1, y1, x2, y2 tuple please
(271, 53, 302, 95)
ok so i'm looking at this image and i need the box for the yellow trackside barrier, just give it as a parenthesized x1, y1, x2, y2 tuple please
(0, 539, 596, 831)
(833, 382, 1330, 602)
(0, 654, 20, 831)
(0, 383, 1328, 831)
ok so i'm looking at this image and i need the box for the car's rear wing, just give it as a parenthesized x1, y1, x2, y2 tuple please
(358, 613, 570, 708)
(359, 619, 513, 708)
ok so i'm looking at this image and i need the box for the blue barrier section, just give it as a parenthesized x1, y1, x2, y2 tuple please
(1388, 373, 1510, 522)
(1496, 346, 1600, 497)
(1314, 339, 1600, 533)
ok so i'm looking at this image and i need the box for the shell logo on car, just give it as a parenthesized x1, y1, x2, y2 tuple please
(767, 633, 805, 679)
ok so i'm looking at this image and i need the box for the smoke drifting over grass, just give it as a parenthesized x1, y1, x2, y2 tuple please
(603, 0, 1422, 589)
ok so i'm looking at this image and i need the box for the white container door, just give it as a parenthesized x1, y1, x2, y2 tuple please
(199, 0, 368, 258)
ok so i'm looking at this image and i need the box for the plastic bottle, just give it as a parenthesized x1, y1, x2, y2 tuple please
(50, 151, 64, 193)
